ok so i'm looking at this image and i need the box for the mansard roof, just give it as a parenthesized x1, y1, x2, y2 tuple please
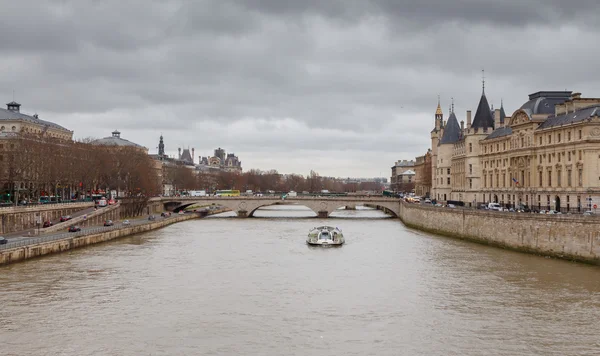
(484, 126, 513, 140)
(471, 93, 494, 129)
(439, 112, 461, 144)
(520, 91, 572, 115)
(537, 105, 600, 130)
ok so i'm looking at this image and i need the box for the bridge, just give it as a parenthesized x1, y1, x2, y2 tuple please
(153, 196, 401, 218)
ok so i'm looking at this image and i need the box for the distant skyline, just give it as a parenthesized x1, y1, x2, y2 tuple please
(1, 0, 599, 177)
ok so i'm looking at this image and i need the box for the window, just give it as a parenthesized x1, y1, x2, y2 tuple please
(557, 170, 561, 186)
(558, 133, 561, 142)
(469, 143, 472, 153)
(503, 142, 506, 150)
(548, 171, 552, 187)
(558, 153, 561, 162)
(469, 179, 473, 189)
(484, 175, 487, 187)
(469, 164, 472, 174)
(496, 174, 499, 188)
(568, 131, 571, 141)
(521, 137, 524, 147)
(579, 169, 583, 186)
(447, 168, 450, 175)
(568, 170, 572, 186)
(579, 130, 582, 139)
(539, 155, 542, 164)
(11, 126, 16, 131)
(539, 136, 542, 145)
(539, 172, 542, 186)
(447, 177, 450, 185)
(568, 151, 571, 161)
(496, 144, 499, 151)
(0, 155, 3, 161)
(579, 150, 582, 160)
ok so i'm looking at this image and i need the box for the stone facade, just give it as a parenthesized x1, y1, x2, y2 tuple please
(414, 150, 432, 197)
(398, 199, 600, 264)
(429, 88, 600, 211)
(390, 160, 415, 192)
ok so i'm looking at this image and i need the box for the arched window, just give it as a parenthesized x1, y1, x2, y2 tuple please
(12, 126, 16, 131)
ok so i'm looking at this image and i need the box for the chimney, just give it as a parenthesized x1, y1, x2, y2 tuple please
(460, 120, 464, 132)
(494, 109, 501, 129)
(178, 147, 181, 159)
(192, 148, 195, 163)
(466, 110, 472, 129)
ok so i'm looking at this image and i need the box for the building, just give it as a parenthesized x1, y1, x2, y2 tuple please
(429, 83, 600, 212)
(391, 159, 415, 192)
(0, 101, 73, 141)
(414, 149, 432, 197)
(199, 147, 242, 172)
(91, 130, 148, 153)
(0, 101, 74, 203)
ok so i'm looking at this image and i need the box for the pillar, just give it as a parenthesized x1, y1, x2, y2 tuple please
(318, 211, 329, 218)
(236, 210, 248, 218)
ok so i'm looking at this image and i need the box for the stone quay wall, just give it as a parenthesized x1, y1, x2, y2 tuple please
(0, 209, 227, 266)
(398, 200, 600, 264)
(0, 202, 95, 234)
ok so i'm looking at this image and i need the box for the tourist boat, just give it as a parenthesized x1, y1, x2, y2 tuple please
(306, 226, 344, 246)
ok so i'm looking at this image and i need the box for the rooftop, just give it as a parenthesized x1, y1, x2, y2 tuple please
(91, 130, 147, 149)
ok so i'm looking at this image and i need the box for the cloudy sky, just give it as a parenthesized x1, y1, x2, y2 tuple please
(2, 0, 598, 178)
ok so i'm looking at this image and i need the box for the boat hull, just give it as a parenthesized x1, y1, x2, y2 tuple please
(306, 226, 345, 246)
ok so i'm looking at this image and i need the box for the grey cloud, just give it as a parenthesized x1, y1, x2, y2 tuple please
(1, 0, 599, 177)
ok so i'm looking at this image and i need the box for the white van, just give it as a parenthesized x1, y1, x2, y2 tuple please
(287, 191, 297, 197)
(487, 203, 502, 211)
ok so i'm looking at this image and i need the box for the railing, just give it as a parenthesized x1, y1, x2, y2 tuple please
(0, 200, 94, 212)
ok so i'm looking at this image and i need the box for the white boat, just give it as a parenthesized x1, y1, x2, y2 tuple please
(307, 226, 344, 246)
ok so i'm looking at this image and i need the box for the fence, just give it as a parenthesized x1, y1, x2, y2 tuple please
(0, 200, 94, 212)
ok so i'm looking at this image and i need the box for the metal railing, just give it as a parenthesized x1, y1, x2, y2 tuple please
(0, 200, 94, 212)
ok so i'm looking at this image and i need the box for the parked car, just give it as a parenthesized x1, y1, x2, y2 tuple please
(68, 225, 81, 232)
(148, 215, 156, 221)
(122, 220, 130, 226)
(583, 210, 595, 216)
(43, 220, 53, 228)
(104, 220, 114, 226)
(60, 215, 72, 222)
(0, 236, 7, 245)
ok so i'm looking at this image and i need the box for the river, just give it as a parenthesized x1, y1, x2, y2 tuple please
(1, 205, 600, 355)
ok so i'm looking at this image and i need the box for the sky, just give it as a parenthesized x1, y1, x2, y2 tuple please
(2, 0, 599, 178)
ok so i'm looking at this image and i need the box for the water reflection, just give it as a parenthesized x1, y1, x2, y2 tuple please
(1, 205, 599, 356)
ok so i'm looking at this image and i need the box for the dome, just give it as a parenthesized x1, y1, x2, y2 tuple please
(91, 130, 147, 150)
(519, 91, 572, 115)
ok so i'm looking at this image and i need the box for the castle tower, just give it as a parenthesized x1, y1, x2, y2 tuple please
(430, 95, 444, 201)
(158, 135, 165, 156)
(463, 70, 494, 206)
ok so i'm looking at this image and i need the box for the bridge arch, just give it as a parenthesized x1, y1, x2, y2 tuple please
(160, 197, 400, 218)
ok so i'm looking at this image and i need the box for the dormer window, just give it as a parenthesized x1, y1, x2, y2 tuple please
(6, 101, 21, 112)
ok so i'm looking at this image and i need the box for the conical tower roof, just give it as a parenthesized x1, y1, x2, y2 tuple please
(472, 93, 494, 130)
(439, 112, 461, 144)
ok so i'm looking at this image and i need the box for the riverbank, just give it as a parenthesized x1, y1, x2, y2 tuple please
(398, 200, 600, 265)
(0, 209, 227, 266)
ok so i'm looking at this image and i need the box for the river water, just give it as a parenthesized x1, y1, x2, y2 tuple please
(1, 205, 600, 356)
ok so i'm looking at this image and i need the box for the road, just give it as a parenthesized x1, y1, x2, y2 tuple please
(2, 212, 190, 246)
(2, 206, 99, 240)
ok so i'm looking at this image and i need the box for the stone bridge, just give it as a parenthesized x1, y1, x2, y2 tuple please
(154, 196, 401, 218)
